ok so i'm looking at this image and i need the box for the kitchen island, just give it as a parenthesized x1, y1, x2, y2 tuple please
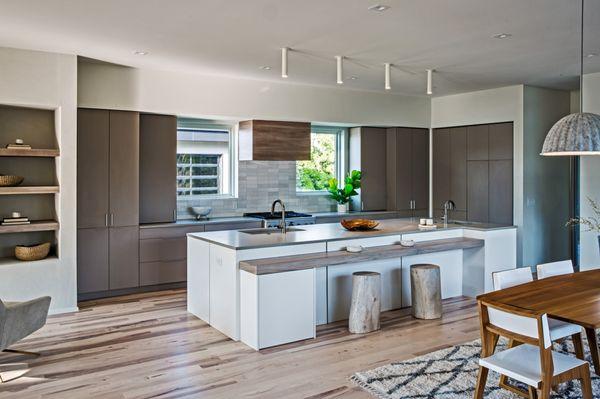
(187, 218, 516, 349)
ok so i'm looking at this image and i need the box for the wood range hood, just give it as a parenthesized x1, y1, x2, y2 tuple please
(238, 119, 311, 161)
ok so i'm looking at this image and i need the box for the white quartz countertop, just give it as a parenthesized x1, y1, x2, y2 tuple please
(187, 218, 515, 250)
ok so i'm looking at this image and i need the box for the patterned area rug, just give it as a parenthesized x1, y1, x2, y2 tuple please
(351, 337, 600, 398)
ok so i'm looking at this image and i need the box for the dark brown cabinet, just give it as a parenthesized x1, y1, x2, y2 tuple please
(350, 127, 387, 211)
(77, 228, 109, 294)
(238, 120, 311, 161)
(433, 122, 513, 224)
(77, 108, 140, 296)
(386, 128, 429, 216)
(139, 114, 177, 224)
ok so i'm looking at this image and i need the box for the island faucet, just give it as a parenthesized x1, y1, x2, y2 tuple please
(442, 200, 456, 225)
(270, 199, 287, 234)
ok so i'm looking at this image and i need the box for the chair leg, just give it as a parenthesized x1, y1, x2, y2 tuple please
(580, 364, 593, 399)
(584, 327, 600, 376)
(2, 349, 40, 357)
(528, 386, 538, 399)
(474, 366, 489, 399)
(572, 332, 585, 360)
(538, 382, 551, 399)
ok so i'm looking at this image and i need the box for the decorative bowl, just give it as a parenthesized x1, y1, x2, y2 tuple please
(340, 219, 380, 231)
(15, 242, 51, 261)
(191, 206, 212, 220)
(0, 175, 24, 187)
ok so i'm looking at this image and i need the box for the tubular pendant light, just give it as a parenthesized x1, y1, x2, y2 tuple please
(426, 69, 433, 95)
(281, 47, 289, 78)
(336, 56, 344, 84)
(384, 63, 392, 90)
(541, 0, 600, 156)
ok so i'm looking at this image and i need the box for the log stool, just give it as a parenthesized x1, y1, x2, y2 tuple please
(349, 271, 381, 334)
(410, 264, 442, 319)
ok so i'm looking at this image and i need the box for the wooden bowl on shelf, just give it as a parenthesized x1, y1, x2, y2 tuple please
(0, 175, 24, 187)
(15, 242, 51, 261)
(340, 219, 380, 231)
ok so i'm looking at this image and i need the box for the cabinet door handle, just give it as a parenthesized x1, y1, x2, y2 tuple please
(110, 213, 114, 226)
(105, 213, 109, 227)
(173, 209, 177, 221)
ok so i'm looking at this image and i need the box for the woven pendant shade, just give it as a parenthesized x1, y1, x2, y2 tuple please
(541, 112, 600, 156)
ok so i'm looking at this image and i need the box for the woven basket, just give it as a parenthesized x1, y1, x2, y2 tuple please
(15, 242, 51, 261)
(0, 175, 24, 187)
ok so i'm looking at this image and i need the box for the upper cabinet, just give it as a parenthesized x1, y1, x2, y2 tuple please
(139, 114, 177, 224)
(386, 128, 430, 217)
(238, 119, 311, 161)
(349, 127, 388, 211)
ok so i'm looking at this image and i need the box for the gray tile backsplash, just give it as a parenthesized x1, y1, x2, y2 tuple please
(177, 161, 336, 218)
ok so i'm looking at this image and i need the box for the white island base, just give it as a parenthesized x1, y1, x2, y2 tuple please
(187, 220, 516, 350)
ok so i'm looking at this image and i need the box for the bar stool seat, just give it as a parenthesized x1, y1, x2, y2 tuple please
(348, 271, 381, 334)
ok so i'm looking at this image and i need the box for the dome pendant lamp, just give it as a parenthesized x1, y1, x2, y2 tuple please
(541, 0, 600, 156)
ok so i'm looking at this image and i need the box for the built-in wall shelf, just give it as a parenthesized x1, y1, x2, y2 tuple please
(0, 186, 59, 195)
(0, 220, 59, 234)
(0, 148, 60, 157)
(0, 255, 58, 267)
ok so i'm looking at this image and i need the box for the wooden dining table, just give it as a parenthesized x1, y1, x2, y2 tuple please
(477, 269, 600, 375)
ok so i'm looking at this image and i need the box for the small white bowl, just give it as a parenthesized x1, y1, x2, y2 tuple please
(346, 245, 363, 253)
(400, 240, 415, 247)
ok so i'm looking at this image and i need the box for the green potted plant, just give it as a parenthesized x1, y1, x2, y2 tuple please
(567, 197, 600, 255)
(327, 170, 361, 213)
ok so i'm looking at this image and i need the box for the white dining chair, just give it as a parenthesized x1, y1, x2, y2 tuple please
(536, 259, 574, 280)
(475, 301, 592, 399)
(492, 267, 533, 290)
(490, 267, 584, 396)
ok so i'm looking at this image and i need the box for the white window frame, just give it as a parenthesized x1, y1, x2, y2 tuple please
(176, 119, 238, 200)
(296, 126, 348, 195)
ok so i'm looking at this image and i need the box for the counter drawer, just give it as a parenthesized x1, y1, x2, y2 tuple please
(204, 221, 261, 231)
(140, 260, 187, 286)
(140, 237, 186, 262)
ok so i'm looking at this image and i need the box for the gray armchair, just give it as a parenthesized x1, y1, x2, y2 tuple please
(0, 297, 51, 363)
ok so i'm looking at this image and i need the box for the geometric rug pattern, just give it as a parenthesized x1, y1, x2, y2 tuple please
(351, 337, 600, 398)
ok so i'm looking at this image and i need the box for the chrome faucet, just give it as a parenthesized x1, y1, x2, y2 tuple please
(270, 199, 287, 234)
(442, 200, 456, 225)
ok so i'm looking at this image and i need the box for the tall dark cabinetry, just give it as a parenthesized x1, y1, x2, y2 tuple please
(433, 122, 513, 224)
(386, 128, 430, 217)
(77, 109, 140, 295)
(139, 114, 177, 224)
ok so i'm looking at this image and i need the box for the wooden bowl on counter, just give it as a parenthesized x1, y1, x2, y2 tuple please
(340, 219, 380, 231)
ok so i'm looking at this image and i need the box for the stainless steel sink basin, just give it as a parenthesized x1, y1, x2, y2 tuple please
(239, 228, 305, 235)
(451, 220, 484, 226)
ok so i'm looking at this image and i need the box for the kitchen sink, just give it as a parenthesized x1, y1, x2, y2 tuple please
(239, 228, 305, 235)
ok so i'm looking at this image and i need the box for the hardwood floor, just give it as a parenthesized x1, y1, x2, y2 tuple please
(0, 290, 479, 399)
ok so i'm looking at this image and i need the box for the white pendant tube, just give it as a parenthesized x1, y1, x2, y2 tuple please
(336, 56, 343, 84)
(426, 69, 433, 95)
(281, 47, 289, 78)
(384, 63, 391, 90)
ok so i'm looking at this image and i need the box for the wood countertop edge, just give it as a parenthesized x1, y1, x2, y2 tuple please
(239, 237, 484, 275)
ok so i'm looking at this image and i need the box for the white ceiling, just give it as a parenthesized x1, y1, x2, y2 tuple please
(0, 0, 599, 96)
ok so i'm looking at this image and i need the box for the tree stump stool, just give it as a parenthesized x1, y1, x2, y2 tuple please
(349, 271, 381, 333)
(410, 264, 442, 319)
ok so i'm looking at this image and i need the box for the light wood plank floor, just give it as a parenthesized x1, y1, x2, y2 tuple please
(0, 290, 479, 399)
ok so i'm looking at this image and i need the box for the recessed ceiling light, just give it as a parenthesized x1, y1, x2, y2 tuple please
(368, 4, 390, 12)
(587, 53, 598, 58)
(259, 65, 272, 70)
(493, 33, 512, 39)
(133, 50, 148, 55)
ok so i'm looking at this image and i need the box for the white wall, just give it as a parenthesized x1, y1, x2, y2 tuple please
(431, 85, 526, 266)
(78, 61, 431, 127)
(580, 72, 600, 270)
(0, 47, 78, 313)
